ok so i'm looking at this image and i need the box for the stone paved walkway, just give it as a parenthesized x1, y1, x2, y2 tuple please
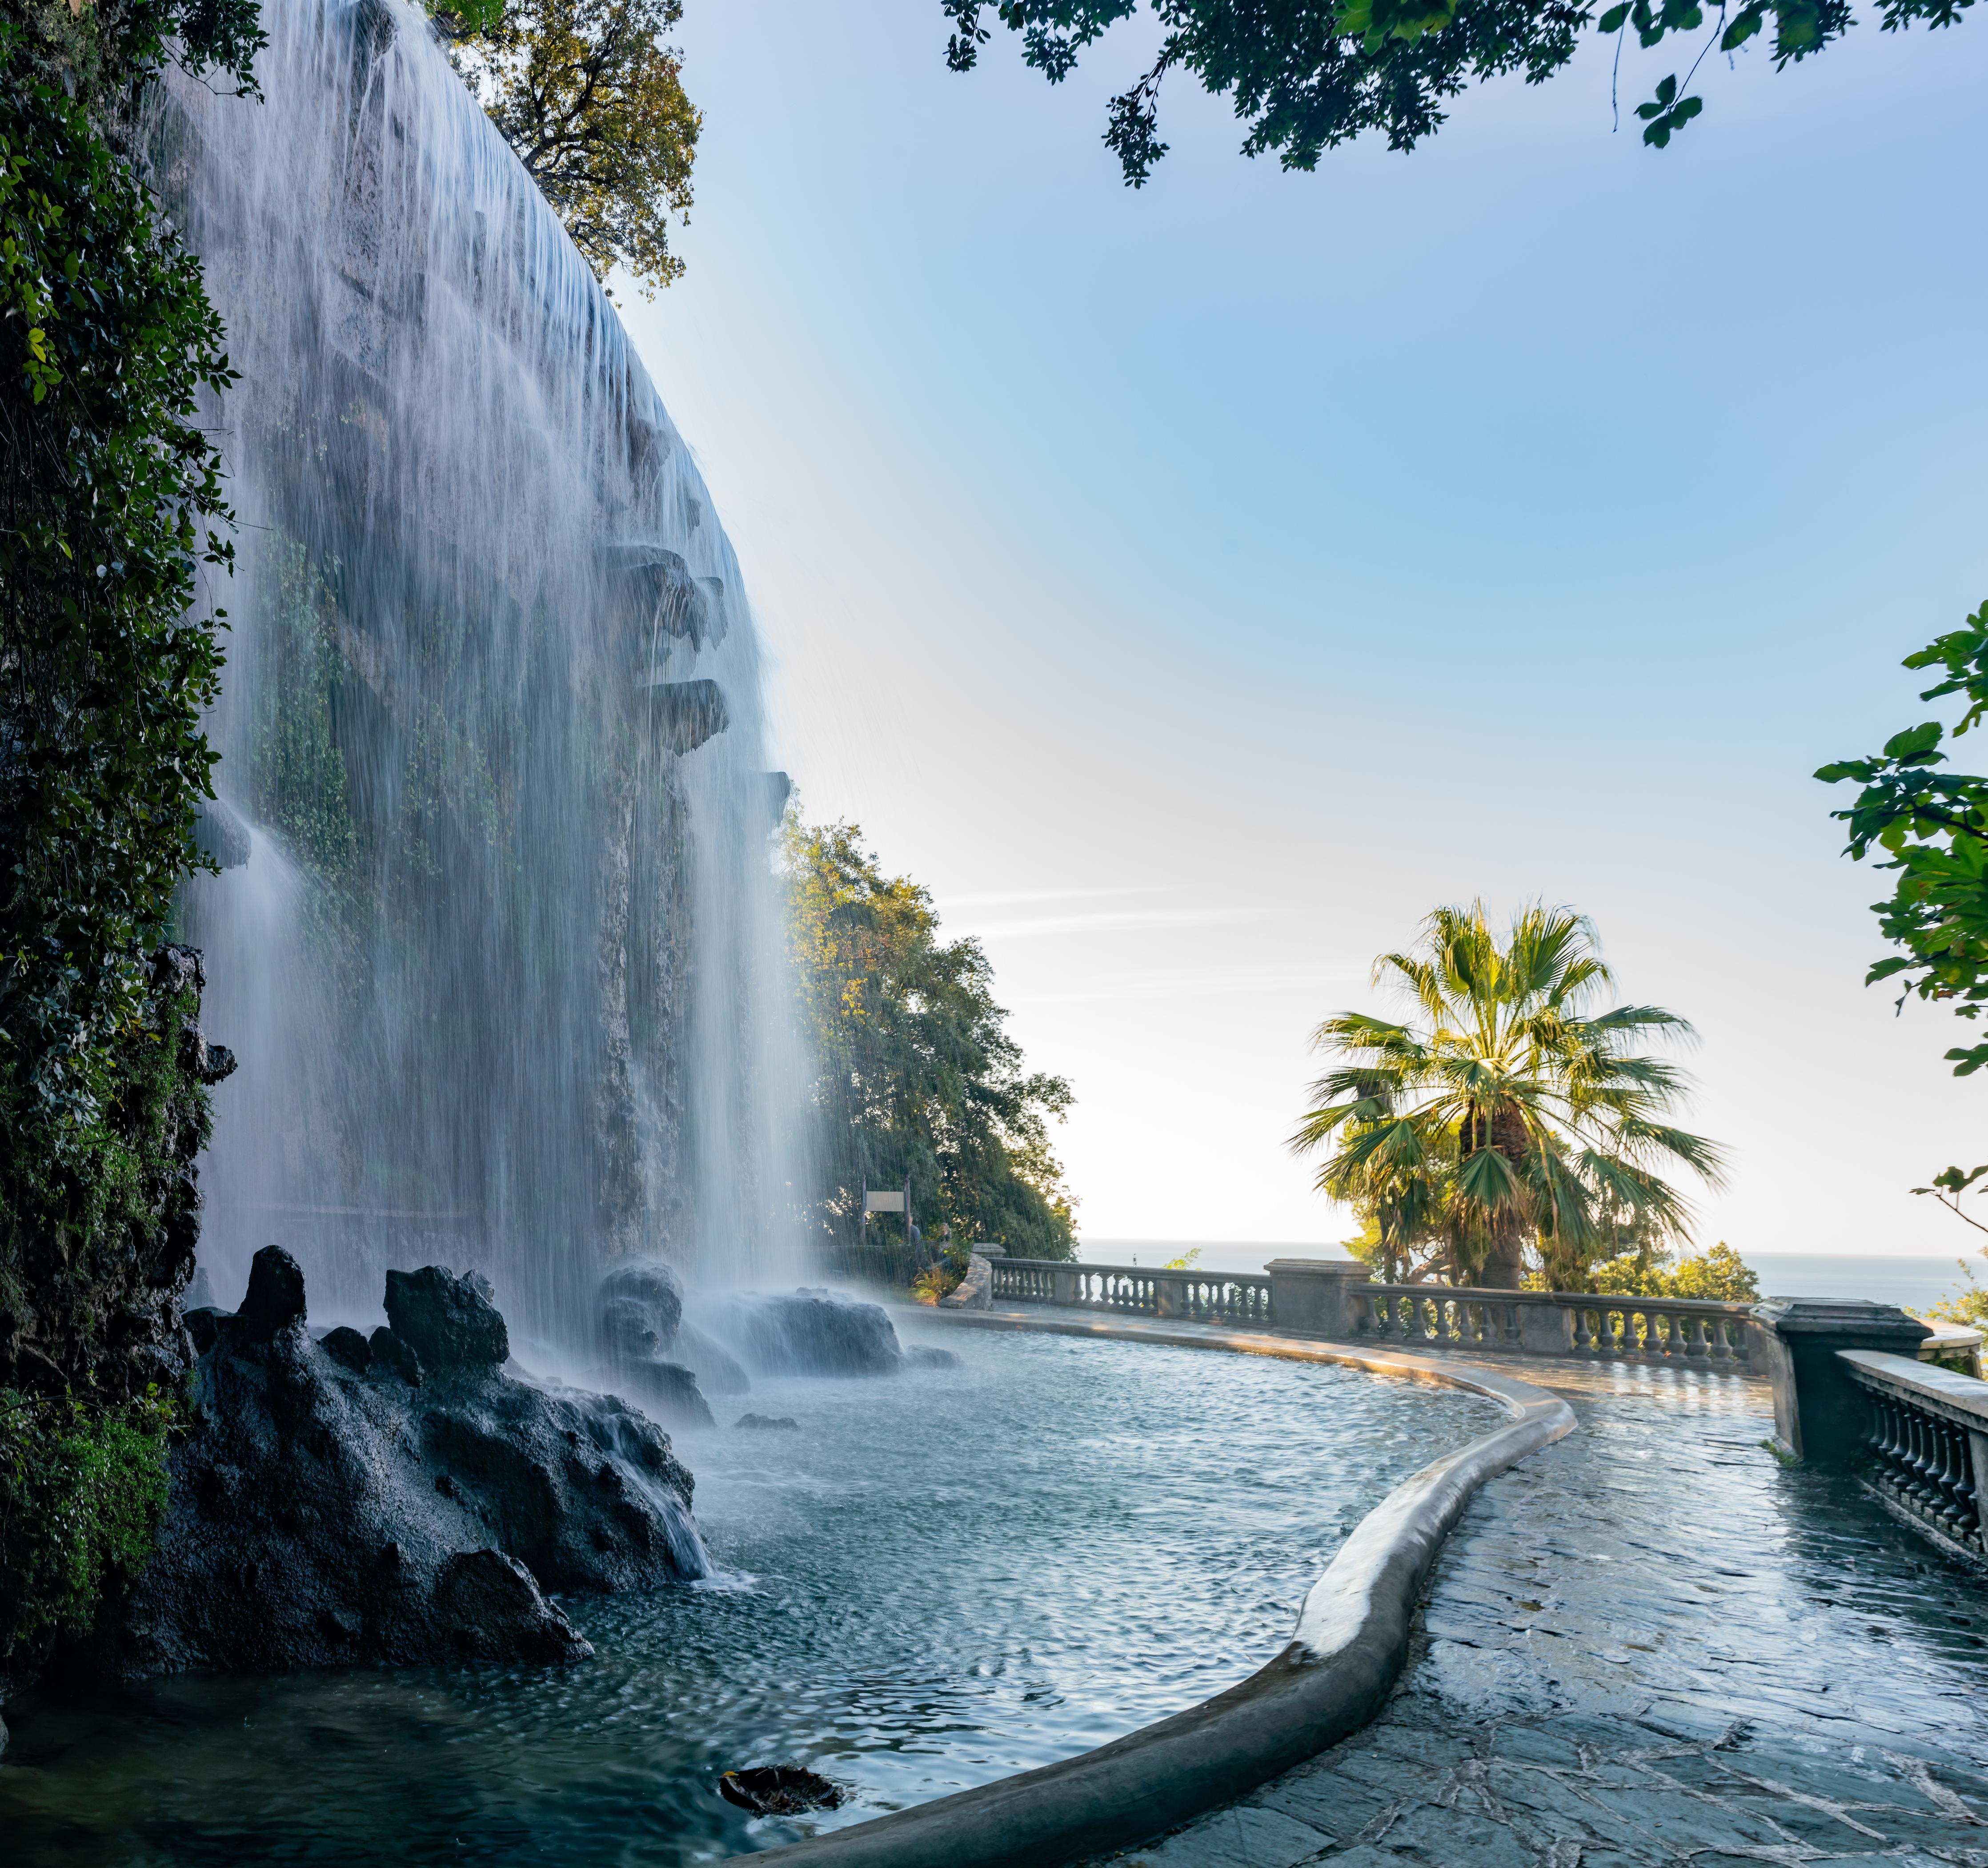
(1077, 1350, 1988, 1868)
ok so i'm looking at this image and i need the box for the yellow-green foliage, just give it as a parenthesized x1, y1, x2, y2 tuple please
(1588, 1240, 1760, 1302)
(1927, 1255, 1988, 1328)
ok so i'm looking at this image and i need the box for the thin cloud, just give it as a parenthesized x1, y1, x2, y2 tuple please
(950, 907, 1270, 942)
(934, 884, 1175, 911)
(1007, 964, 1362, 1006)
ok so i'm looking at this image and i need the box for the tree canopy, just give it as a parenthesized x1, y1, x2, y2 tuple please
(938, 0, 1975, 184)
(1819, 600, 1988, 1237)
(433, 0, 699, 297)
(784, 811, 1078, 1270)
(1819, 602, 1988, 1077)
(1291, 901, 1724, 1290)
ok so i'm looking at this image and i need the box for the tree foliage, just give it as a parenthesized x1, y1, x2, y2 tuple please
(435, 0, 699, 297)
(1818, 601, 1988, 1244)
(938, 0, 1975, 185)
(783, 811, 1078, 1273)
(1818, 602, 1988, 1077)
(1291, 902, 1724, 1290)
(1587, 1237, 1759, 1299)
(0, 0, 255, 1669)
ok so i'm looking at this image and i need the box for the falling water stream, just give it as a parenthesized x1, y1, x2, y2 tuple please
(156, 0, 805, 1337)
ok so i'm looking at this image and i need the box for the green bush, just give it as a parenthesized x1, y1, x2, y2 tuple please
(0, 1386, 173, 1661)
(0, 0, 260, 1673)
(1587, 1241, 1760, 1302)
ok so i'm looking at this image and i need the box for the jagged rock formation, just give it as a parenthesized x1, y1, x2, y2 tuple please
(714, 1290, 907, 1376)
(589, 1258, 715, 1427)
(88, 1250, 706, 1682)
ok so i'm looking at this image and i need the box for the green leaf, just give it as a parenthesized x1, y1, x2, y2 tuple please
(1883, 721, 1944, 761)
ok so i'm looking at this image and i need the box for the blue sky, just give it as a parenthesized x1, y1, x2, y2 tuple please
(621, 0, 1988, 1255)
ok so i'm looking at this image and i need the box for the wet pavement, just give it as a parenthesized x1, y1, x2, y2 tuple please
(1090, 1356, 1988, 1868)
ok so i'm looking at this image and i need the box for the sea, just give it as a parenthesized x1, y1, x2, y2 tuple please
(1079, 1241, 1981, 1314)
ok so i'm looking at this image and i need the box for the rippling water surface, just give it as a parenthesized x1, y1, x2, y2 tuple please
(0, 1320, 1499, 1864)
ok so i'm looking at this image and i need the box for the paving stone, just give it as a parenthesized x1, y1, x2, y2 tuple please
(1125, 1805, 1334, 1868)
(1366, 1800, 1547, 1868)
(1079, 1364, 1988, 1868)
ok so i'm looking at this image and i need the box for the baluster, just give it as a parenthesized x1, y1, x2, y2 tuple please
(1897, 1403, 1922, 1499)
(1922, 1414, 1954, 1527)
(1939, 1421, 1970, 1537)
(1864, 1393, 1889, 1483)
(1906, 1409, 1937, 1505)
(1880, 1398, 1906, 1493)
(1952, 1418, 1982, 1541)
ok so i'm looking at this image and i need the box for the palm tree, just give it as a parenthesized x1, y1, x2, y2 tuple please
(1290, 902, 1725, 1290)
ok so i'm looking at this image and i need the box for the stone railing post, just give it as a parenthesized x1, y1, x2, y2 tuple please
(1753, 1298, 1931, 1462)
(1051, 1266, 1079, 1305)
(1518, 1298, 1576, 1355)
(1265, 1250, 1367, 1339)
(1154, 1273, 1182, 1319)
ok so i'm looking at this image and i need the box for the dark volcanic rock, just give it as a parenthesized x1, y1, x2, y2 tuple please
(369, 1326, 423, 1385)
(675, 1319, 751, 1396)
(321, 1326, 372, 1374)
(385, 1265, 508, 1370)
(905, 1346, 961, 1370)
(239, 1244, 308, 1339)
(90, 1262, 707, 1682)
(589, 1258, 713, 1428)
(599, 1259, 685, 1354)
(736, 1414, 800, 1431)
(184, 1306, 229, 1358)
(717, 1290, 905, 1377)
(610, 1358, 715, 1429)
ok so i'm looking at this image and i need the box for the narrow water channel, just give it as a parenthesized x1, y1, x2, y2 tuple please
(0, 1323, 1502, 1863)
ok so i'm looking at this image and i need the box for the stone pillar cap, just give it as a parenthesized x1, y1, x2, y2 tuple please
(1752, 1296, 1930, 1341)
(1264, 1247, 1365, 1273)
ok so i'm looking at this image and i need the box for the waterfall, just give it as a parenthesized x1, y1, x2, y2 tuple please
(153, 0, 806, 1341)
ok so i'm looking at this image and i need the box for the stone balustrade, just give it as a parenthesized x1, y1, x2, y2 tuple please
(1838, 1348, 1988, 1561)
(989, 1257, 1756, 1366)
(988, 1259, 1272, 1327)
(1358, 1284, 1756, 1365)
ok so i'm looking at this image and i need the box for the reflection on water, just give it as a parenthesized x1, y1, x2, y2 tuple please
(0, 1324, 1500, 1864)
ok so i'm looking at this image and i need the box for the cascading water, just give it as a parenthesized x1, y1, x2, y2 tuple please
(153, 0, 806, 1342)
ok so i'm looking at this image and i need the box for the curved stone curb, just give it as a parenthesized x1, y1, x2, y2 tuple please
(752, 1308, 1575, 1868)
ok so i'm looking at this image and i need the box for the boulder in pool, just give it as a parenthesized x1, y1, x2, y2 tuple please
(591, 1257, 714, 1427)
(598, 1257, 685, 1356)
(716, 1290, 905, 1377)
(79, 1249, 708, 1683)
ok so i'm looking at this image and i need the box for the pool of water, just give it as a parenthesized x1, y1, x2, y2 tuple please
(0, 1318, 1502, 1864)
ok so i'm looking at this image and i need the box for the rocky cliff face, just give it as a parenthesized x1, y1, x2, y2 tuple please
(83, 1250, 706, 1681)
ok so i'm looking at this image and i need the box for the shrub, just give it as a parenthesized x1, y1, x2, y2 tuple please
(0, 1386, 173, 1663)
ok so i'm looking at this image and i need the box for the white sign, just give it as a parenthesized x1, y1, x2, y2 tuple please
(864, 1190, 906, 1213)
